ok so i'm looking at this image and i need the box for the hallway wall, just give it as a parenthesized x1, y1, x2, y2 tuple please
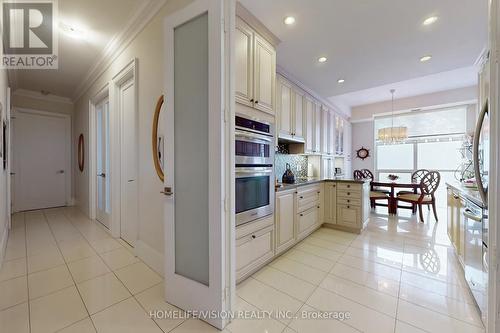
(73, 0, 194, 274)
(0, 69, 10, 267)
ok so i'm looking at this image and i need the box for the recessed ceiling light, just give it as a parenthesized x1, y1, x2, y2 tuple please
(423, 16, 438, 26)
(337, 79, 345, 84)
(318, 57, 327, 63)
(420, 55, 432, 62)
(284, 16, 296, 25)
(60, 22, 85, 39)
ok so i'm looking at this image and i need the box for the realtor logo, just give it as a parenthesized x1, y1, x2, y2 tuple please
(1, 0, 58, 69)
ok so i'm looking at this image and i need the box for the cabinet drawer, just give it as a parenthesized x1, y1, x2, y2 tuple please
(337, 183, 361, 191)
(337, 197, 361, 206)
(337, 189, 361, 199)
(297, 206, 320, 234)
(236, 226, 274, 273)
(336, 204, 361, 228)
(297, 185, 321, 212)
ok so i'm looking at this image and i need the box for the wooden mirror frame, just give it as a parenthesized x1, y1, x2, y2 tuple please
(78, 134, 85, 172)
(152, 95, 164, 182)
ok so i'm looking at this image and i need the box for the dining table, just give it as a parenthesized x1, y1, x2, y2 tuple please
(371, 180, 421, 215)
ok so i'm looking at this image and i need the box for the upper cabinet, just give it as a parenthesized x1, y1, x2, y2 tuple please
(277, 77, 305, 142)
(335, 116, 345, 155)
(235, 17, 276, 116)
(304, 96, 315, 153)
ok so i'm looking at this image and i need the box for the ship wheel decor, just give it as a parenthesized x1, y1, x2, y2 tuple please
(356, 147, 370, 160)
(77, 134, 85, 172)
(152, 95, 165, 182)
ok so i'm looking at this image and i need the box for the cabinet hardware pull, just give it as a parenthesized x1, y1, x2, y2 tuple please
(347, 185, 350, 188)
(317, 191, 320, 194)
(347, 206, 350, 209)
(300, 196, 304, 199)
(251, 235, 256, 239)
(250, 99, 254, 102)
(347, 192, 350, 195)
(255, 100, 259, 104)
(300, 214, 303, 217)
(347, 200, 350, 203)
(317, 206, 320, 209)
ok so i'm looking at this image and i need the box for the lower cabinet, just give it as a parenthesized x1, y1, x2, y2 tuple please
(236, 215, 274, 283)
(275, 189, 296, 254)
(296, 184, 322, 241)
(336, 204, 361, 228)
(447, 186, 465, 265)
(324, 182, 337, 225)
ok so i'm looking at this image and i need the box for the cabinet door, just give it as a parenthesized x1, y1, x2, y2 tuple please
(313, 103, 321, 153)
(293, 89, 304, 140)
(254, 34, 275, 114)
(337, 204, 360, 228)
(338, 118, 344, 154)
(321, 107, 329, 154)
(277, 78, 292, 138)
(276, 191, 295, 253)
(235, 19, 253, 107)
(304, 97, 314, 153)
(324, 183, 337, 224)
(328, 112, 335, 155)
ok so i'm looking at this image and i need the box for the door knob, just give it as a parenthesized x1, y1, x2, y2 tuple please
(161, 187, 173, 196)
(58, 170, 65, 174)
(97, 173, 106, 178)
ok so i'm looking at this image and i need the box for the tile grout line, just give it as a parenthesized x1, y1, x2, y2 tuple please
(20, 212, 33, 333)
(61, 207, 169, 333)
(42, 210, 100, 333)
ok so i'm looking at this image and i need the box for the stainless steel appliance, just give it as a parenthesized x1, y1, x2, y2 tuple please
(235, 166, 274, 226)
(463, 198, 488, 324)
(235, 115, 274, 165)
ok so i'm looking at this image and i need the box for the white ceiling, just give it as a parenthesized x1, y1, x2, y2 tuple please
(10, 0, 145, 98)
(240, 0, 488, 106)
(330, 66, 478, 109)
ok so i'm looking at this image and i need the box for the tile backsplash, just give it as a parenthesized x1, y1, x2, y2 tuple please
(275, 153, 308, 181)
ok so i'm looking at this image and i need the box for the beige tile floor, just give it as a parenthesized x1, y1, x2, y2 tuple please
(0, 206, 484, 333)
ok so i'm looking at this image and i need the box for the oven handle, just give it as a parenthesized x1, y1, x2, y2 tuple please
(235, 130, 273, 143)
(236, 168, 273, 174)
(463, 208, 482, 222)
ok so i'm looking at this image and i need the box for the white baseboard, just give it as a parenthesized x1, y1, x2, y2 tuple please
(135, 240, 163, 277)
(0, 224, 9, 271)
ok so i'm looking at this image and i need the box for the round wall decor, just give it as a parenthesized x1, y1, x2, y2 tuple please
(152, 95, 164, 182)
(356, 147, 370, 160)
(78, 134, 85, 172)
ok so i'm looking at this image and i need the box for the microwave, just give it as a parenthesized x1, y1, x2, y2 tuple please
(235, 115, 274, 166)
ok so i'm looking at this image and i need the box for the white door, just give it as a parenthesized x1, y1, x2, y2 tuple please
(253, 34, 275, 114)
(163, 0, 228, 329)
(96, 98, 111, 228)
(119, 78, 138, 246)
(13, 110, 68, 211)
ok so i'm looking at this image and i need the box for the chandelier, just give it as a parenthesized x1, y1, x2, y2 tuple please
(377, 89, 408, 143)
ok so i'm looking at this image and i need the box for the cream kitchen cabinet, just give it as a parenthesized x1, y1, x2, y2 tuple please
(235, 17, 276, 115)
(313, 102, 321, 153)
(304, 96, 315, 153)
(324, 182, 337, 225)
(236, 215, 275, 283)
(321, 106, 329, 155)
(296, 184, 322, 241)
(332, 182, 370, 233)
(328, 111, 335, 155)
(320, 156, 334, 179)
(275, 189, 296, 255)
(335, 116, 345, 155)
(277, 76, 305, 142)
(447, 187, 465, 265)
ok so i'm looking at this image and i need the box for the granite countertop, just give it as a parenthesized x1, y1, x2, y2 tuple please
(445, 181, 485, 208)
(276, 177, 368, 192)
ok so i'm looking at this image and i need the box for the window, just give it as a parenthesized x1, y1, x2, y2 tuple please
(376, 144, 414, 170)
(417, 141, 463, 170)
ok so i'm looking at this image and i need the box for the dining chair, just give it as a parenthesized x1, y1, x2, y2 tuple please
(396, 171, 441, 223)
(398, 169, 430, 213)
(354, 169, 390, 208)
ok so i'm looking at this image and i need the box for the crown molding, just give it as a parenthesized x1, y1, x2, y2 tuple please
(72, 0, 167, 102)
(13, 89, 73, 105)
